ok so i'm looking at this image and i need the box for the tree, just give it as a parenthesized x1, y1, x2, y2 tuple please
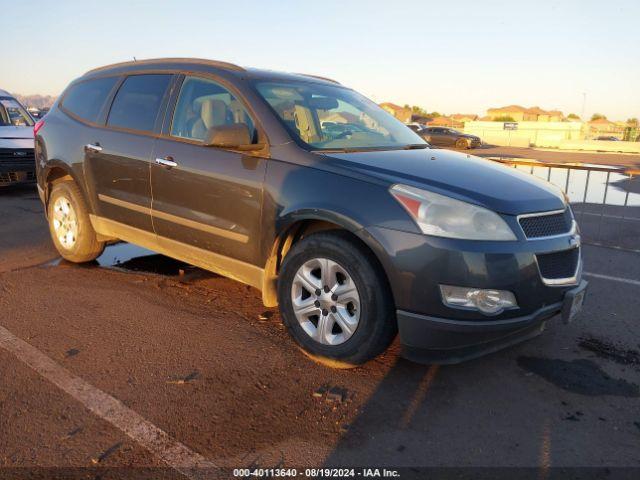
(493, 115, 516, 122)
(404, 105, 442, 118)
(627, 117, 639, 127)
(567, 113, 580, 120)
(590, 113, 607, 121)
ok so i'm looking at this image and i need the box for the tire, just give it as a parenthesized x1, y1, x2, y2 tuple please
(47, 179, 105, 263)
(277, 230, 396, 367)
(455, 138, 469, 149)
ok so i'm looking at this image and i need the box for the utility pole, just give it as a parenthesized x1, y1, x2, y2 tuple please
(581, 92, 586, 120)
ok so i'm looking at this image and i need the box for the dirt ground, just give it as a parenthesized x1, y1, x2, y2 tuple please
(0, 184, 639, 479)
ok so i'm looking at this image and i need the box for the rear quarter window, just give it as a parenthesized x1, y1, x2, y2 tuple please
(61, 77, 119, 124)
(106, 74, 172, 132)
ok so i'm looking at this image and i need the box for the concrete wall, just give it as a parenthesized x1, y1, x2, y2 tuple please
(463, 121, 640, 152)
(464, 121, 584, 148)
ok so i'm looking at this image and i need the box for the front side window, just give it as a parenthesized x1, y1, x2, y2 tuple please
(0, 97, 34, 127)
(107, 74, 172, 132)
(170, 76, 256, 142)
(255, 81, 424, 151)
(61, 77, 119, 124)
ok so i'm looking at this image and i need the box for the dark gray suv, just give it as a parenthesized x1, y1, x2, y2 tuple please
(34, 58, 587, 366)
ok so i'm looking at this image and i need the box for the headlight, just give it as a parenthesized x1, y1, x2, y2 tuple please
(440, 285, 518, 315)
(390, 184, 516, 240)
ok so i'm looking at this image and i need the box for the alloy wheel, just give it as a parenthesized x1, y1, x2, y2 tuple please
(52, 196, 79, 249)
(291, 257, 361, 345)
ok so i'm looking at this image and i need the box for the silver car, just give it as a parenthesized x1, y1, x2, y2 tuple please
(0, 89, 36, 186)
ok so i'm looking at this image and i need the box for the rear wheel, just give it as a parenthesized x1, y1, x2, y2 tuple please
(47, 180, 105, 263)
(455, 138, 469, 149)
(277, 231, 396, 367)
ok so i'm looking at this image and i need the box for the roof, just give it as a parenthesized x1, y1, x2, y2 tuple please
(526, 106, 548, 115)
(451, 113, 478, 120)
(488, 105, 528, 113)
(0, 89, 12, 97)
(82, 58, 341, 86)
(379, 102, 408, 112)
(589, 118, 615, 125)
(488, 105, 564, 117)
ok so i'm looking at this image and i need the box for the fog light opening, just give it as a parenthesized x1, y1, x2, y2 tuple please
(439, 285, 518, 315)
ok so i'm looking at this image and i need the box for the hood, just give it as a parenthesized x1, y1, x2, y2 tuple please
(0, 126, 34, 149)
(320, 148, 565, 215)
(460, 133, 479, 139)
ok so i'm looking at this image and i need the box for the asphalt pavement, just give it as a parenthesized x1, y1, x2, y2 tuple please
(0, 184, 639, 479)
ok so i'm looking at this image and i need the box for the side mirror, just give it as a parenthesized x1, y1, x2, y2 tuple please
(203, 124, 263, 151)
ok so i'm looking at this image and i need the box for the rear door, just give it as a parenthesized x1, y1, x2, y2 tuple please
(150, 74, 267, 266)
(84, 74, 174, 232)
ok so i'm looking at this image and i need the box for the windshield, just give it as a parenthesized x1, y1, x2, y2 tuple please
(255, 81, 425, 151)
(0, 97, 34, 127)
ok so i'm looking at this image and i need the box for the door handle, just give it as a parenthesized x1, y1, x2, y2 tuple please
(85, 143, 103, 152)
(155, 156, 178, 169)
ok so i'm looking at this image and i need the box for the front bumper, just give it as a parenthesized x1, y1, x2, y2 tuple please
(358, 225, 585, 363)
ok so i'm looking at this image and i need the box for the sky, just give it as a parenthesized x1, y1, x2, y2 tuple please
(2, 0, 639, 120)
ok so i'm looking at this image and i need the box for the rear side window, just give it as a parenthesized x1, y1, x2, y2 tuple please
(61, 77, 119, 123)
(107, 74, 172, 132)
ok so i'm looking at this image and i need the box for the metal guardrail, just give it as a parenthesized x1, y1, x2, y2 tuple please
(489, 157, 640, 252)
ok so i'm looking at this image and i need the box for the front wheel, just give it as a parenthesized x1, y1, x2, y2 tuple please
(277, 231, 396, 367)
(47, 180, 105, 263)
(455, 138, 469, 149)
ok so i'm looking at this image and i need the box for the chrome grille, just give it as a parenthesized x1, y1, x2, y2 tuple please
(519, 209, 573, 238)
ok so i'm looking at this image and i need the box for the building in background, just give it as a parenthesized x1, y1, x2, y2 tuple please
(587, 118, 624, 139)
(486, 105, 564, 122)
(451, 113, 479, 123)
(379, 103, 412, 123)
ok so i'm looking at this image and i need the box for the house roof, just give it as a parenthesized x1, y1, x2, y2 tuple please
(451, 113, 478, 120)
(379, 102, 408, 112)
(488, 105, 528, 113)
(589, 118, 615, 125)
(488, 105, 563, 117)
(526, 106, 548, 115)
(428, 116, 463, 126)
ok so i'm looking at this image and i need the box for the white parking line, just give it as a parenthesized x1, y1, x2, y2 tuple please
(584, 272, 640, 286)
(0, 325, 216, 479)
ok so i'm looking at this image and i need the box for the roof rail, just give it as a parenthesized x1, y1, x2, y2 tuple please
(85, 57, 245, 75)
(298, 73, 341, 85)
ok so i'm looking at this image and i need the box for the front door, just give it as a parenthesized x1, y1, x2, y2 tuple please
(150, 75, 267, 268)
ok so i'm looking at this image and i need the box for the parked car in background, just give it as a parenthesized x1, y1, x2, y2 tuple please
(0, 89, 36, 187)
(595, 135, 620, 141)
(418, 126, 481, 149)
(35, 58, 586, 366)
